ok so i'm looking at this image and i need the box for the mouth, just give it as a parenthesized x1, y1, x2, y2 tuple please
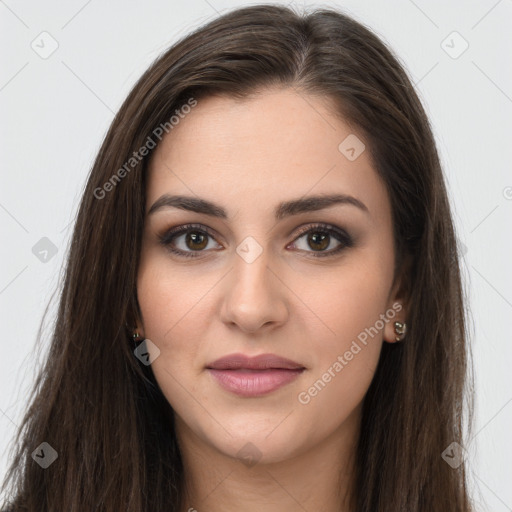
(206, 353, 305, 397)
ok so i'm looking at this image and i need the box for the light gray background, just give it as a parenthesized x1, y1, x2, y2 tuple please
(1, 0, 511, 510)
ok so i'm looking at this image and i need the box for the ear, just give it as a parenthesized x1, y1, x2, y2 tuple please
(383, 256, 411, 344)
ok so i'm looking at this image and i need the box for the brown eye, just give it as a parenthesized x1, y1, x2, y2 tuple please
(185, 231, 208, 250)
(290, 224, 354, 257)
(306, 232, 330, 251)
(159, 222, 354, 260)
(158, 224, 222, 258)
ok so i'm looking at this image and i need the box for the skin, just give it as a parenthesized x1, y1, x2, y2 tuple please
(136, 87, 408, 512)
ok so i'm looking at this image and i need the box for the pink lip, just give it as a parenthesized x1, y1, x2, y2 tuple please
(206, 353, 305, 397)
(208, 368, 304, 397)
(207, 353, 304, 371)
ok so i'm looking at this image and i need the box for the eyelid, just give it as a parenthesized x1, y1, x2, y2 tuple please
(291, 222, 346, 240)
(160, 223, 218, 240)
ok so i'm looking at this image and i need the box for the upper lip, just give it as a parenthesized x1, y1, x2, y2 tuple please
(206, 353, 305, 371)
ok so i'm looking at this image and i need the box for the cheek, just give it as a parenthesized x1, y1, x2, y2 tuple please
(303, 250, 393, 350)
(136, 254, 217, 399)
(291, 256, 392, 428)
(137, 257, 212, 349)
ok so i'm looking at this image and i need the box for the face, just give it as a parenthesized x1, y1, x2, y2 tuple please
(136, 87, 406, 465)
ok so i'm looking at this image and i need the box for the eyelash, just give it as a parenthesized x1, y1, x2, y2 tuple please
(157, 222, 354, 259)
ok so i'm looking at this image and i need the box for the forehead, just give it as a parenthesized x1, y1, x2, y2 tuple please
(146, 88, 389, 224)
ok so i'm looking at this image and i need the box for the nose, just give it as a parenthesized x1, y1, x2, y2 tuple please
(219, 245, 289, 334)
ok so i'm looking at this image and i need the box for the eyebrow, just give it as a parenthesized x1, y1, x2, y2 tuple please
(147, 193, 369, 220)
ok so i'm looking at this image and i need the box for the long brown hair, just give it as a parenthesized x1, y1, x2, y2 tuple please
(1, 4, 474, 511)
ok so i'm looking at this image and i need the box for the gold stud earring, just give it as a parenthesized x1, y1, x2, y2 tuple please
(393, 321, 407, 342)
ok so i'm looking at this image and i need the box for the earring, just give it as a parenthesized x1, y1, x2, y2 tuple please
(132, 330, 143, 343)
(393, 321, 407, 342)
(125, 322, 143, 344)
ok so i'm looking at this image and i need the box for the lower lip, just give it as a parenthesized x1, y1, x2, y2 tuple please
(207, 368, 305, 397)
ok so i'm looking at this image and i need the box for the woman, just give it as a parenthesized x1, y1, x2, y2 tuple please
(1, 4, 474, 511)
